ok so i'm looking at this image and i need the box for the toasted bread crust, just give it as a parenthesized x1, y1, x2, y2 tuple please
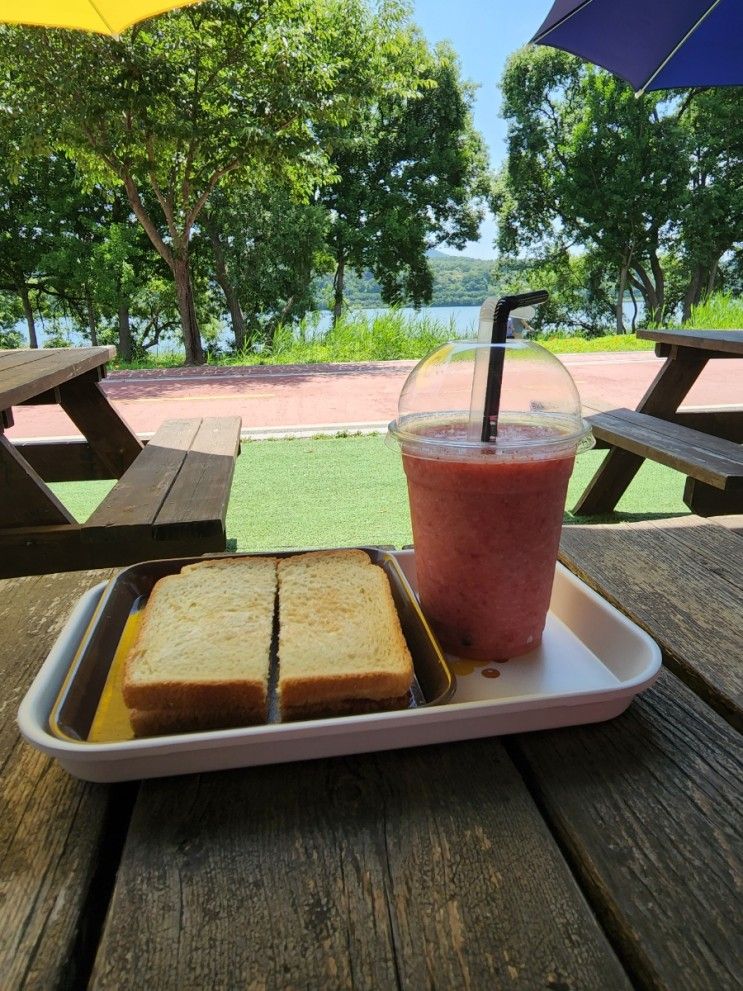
(277, 550, 414, 717)
(123, 557, 277, 717)
(123, 550, 415, 736)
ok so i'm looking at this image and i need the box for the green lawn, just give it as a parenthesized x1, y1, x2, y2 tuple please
(51, 434, 689, 552)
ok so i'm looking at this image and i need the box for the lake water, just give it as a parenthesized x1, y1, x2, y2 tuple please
(16, 302, 643, 350)
(312, 305, 483, 337)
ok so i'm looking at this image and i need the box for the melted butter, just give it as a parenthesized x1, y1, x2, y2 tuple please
(88, 608, 143, 742)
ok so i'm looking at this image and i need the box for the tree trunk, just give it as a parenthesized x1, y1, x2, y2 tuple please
(628, 287, 638, 332)
(332, 254, 345, 327)
(682, 266, 703, 323)
(615, 263, 628, 334)
(118, 299, 133, 362)
(632, 263, 661, 325)
(20, 286, 38, 348)
(86, 292, 98, 347)
(648, 248, 665, 322)
(173, 256, 204, 365)
(204, 210, 246, 350)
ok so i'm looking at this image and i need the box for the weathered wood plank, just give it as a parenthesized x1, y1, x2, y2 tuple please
(91, 741, 631, 991)
(683, 477, 743, 516)
(13, 438, 113, 482)
(0, 347, 115, 409)
(0, 433, 75, 526)
(587, 409, 743, 489)
(154, 416, 241, 539)
(637, 329, 743, 357)
(509, 669, 742, 991)
(708, 514, 743, 535)
(672, 408, 743, 443)
(560, 517, 743, 728)
(58, 376, 142, 478)
(84, 418, 201, 535)
(0, 523, 227, 578)
(0, 568, 133, 991)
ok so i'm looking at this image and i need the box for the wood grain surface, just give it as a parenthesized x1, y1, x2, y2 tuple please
(91, 741, 631, 991)
(560, 517, 743, 728)
(0, 348, 114, 409)
(58, 376, 142, 478)
(85, 418, 201, 532)
(0, 434, 76, 526)
(637, 329, 743, 357)
(154, 416, 241, 537)
(0, 568, 130, 991)
(587, 409, 743, 489)
(510, 670, 743, 991)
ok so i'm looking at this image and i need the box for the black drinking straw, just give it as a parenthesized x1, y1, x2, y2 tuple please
(480, 289, 549, 442)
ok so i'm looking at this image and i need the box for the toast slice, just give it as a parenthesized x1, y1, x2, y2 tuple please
(277, 550, 414, 720)
(123, 556, 277, 723)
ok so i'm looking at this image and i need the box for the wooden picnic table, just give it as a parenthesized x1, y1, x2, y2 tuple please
(575, 329, 743, 516)
(0, 348, 241, 577)
(1, 517, 740, 991)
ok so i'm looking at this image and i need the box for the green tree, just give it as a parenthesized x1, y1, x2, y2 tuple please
(1, 0, 414, 364)
(493, 48, 689, 331)
(674, 88, 743, 320)
(199, 182, 331, 349)
(0, 147, 81, 347)
(320, 41, 489, 323)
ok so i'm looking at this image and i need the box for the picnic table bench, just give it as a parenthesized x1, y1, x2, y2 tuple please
(0, 348, 241, 577)
(1, 514, 740, 990)
(576, 329, 743, 516)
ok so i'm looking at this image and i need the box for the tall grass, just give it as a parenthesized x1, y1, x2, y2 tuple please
(224, 309, 456, 365)
(683, 293, 743, 330)
(110, 309, 663, 370)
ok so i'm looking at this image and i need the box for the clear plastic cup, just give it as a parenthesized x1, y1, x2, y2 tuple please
(388, 340, 593, 660)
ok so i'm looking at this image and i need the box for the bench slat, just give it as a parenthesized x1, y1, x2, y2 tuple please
(589, 409, 743, 490)
(154, 416, 241, 539)
(85, 418, 201, 533)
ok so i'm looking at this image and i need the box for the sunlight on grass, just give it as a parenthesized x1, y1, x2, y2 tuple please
(51, 435, 689, 552)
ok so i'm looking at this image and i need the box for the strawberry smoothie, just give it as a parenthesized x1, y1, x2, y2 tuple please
(402, 440, 574, 660)
(389, 338, 590, 661)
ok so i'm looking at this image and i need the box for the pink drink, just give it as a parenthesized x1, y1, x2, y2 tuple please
(402, 430, 574, 660)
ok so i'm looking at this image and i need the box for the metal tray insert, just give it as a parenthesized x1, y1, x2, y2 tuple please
(49, 548, 455, 743)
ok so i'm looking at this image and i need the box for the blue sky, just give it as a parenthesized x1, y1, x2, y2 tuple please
(412, 0, 552, 258)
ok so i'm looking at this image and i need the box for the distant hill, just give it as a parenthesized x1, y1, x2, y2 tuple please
(316, 255, 513, 308)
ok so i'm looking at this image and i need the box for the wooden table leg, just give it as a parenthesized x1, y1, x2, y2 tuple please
(58, 375, 143, 478)
(574, 351, 710, 515)
(637, 350, 709, 417)
(574, 448, 645, 515)
(0, 434, 75, 526)
(683, 478, 743, 516)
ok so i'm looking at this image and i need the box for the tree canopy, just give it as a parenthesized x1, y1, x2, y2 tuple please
(492, 47, 743, 332)
(1, 0, 429, 361)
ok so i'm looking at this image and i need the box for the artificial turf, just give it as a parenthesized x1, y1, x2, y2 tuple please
(51, 433, 690, 553)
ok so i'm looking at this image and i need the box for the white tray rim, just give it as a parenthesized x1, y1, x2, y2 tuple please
(18, 554, 662, 777)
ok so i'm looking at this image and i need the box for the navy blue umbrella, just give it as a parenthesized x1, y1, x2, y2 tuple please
(532, 0, 743, 94)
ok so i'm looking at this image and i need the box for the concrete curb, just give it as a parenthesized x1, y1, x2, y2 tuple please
(12, 421, 391, 445)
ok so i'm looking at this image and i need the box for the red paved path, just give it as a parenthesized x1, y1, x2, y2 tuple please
(6, 352, 741, 440)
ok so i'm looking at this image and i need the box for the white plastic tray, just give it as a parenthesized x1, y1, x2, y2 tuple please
(18, 550, 661, 782)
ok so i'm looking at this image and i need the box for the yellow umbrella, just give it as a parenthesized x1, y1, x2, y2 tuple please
(0, 0, 202, 35)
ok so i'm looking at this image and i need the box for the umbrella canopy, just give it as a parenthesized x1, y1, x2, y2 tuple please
(0, 0, 202, 35)
(532, 0, 743, 95)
